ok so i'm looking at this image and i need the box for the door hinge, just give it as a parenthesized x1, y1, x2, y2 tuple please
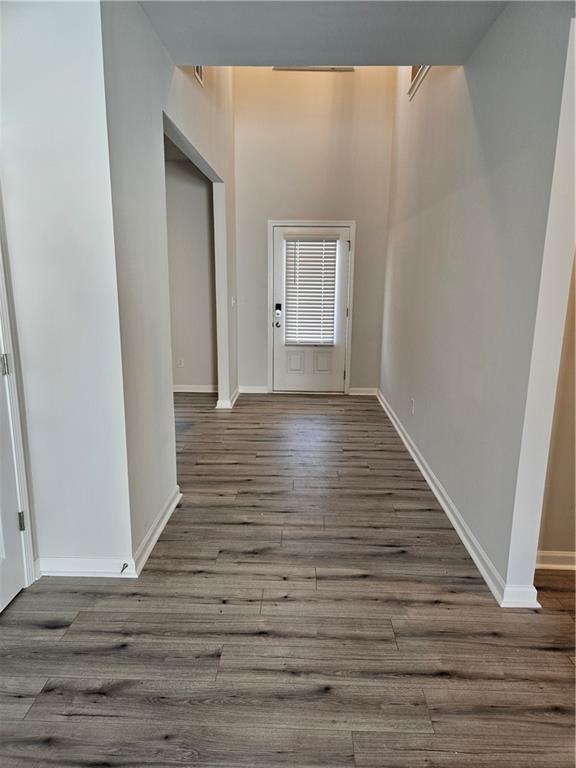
(343, 369, 346, 381)
(0, 353, 8, 376)
(346, 307, 349, 318)
(18, 511, 25, 531)
(347, 240, 351, 251)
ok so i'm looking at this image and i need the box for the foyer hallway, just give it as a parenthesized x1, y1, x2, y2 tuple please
(0, 394, 574, 766)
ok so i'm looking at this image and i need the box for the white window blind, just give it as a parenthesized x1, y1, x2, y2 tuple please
(284, 238, 338, 345)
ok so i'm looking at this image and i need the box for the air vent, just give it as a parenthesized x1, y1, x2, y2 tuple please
(273, 66, 354, 72)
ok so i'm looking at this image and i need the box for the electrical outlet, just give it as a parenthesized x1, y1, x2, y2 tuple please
(176, 359, 184, 368)
(411, 398, 415, 415)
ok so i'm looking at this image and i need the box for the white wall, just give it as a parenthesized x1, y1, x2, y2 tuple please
(234, 67, 395, 389)
(0, 2, 132, 568)
(539, 267, 575, 561)
(379, 3, 573, 592)
(165, 157, 217, 389)
(100, 2, 237, 554)
(166, 66, 238, 404)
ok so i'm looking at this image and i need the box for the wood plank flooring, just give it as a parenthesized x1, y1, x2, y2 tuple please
(0, 393, 574, 767)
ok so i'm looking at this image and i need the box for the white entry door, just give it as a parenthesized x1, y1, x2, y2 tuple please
(272, 225, 352, 392)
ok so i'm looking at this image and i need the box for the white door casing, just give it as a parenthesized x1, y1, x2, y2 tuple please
(0, 346, 25, 610)
(272, 224, 353, 393)
(0, 220, 34, 611)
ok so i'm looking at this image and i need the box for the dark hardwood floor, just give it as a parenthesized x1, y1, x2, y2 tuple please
(0, 393, 574, 767)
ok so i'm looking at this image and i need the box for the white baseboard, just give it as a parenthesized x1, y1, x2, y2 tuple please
(216, 387, 239, 410)
(173, 384, 217, 393)
(499, 583, 540, 607)
(236, 386, 377, 396)
(537, 550, 576, 570)
(38, 556, 137, 578)
(376, 389, 540, 609)
(133, 486, 182, 574)
(37, 487, 183, 579)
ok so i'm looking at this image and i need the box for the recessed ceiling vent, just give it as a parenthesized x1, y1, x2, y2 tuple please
(273, 66, 355, 72)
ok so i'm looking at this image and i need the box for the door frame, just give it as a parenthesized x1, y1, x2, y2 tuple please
(0, 223, 35, 588)
(163, 114, 235, 409)
(267, 220, 356, 394)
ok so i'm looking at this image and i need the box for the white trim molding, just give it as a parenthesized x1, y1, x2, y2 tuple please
(0, 230, 36, 587)
(173, 384, 217, 393)
(499, 584, 540, 609)
(216, 387, 239, 410)
(133, 486, 182, 575)
(238, 386, 378, 396)
(376, 389, 540, 608)
(162, 115, 234, 420)
(537, 550, 576, 571)
(37, 486, 184, 578)
(38, 557, 137, 578)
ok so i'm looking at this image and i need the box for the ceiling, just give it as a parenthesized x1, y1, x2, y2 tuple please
(140, 1, 506, 66)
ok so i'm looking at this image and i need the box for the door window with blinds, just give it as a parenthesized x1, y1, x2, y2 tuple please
(284, 238, 337, 346)
(272, 224, 353, 393)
